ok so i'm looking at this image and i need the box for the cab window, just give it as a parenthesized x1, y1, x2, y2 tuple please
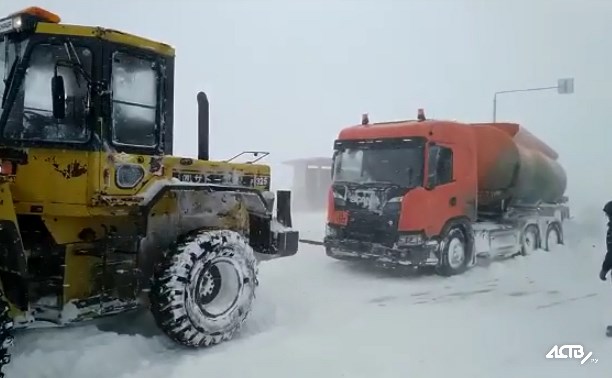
(3, 43, 92, 142)
(427, 145, 453, 187)
(111, 51, 159, 148)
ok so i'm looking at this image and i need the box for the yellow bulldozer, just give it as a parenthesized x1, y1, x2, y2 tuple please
(0, 6, 299, 375)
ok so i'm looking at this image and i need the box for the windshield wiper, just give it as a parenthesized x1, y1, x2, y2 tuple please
(358, 180, 396, 186)
(334, 179, 398, 187)
(60, 40, 91, 87)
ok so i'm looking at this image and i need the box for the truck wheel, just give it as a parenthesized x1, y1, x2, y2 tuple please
(150, 229, 258, 348)
(437, 227, 469, 276)
(0, 291, 14, 378)
(520, 225, 540, 255)
(544, 223, 563, 251)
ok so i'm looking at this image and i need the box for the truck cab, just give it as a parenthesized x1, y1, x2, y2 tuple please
(325, 113, 478, 275)
(325, 111, 568, 276)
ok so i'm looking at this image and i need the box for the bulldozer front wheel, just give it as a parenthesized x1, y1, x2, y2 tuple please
(150, 229, 258, 348)
(0, 291, 14, 378)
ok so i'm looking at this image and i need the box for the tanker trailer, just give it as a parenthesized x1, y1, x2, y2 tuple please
(324, 112, 570, 276)
(469, 122, 570, 260)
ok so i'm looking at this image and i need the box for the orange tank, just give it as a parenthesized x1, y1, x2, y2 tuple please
(470, 122, 567, 206)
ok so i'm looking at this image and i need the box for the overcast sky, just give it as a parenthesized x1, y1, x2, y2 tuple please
(3, 0, 612, 212)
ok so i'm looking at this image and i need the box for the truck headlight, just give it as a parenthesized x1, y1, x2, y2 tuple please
(115, 164, 145, 189)
(397, 233, 424, 246)
(325, 224, 339, 238)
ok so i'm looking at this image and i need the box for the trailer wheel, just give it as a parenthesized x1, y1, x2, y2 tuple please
(544, 223, 563, 252)
(437, 227, 469, 276)
(520, 225, 540, 255)
(150, 229, 258, 348)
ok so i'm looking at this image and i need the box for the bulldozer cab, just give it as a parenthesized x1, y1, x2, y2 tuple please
(0, 7, 282, 212)
(0, 7, 179, 205)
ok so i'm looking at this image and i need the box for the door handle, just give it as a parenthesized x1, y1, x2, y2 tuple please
(449, 197, 457, 206)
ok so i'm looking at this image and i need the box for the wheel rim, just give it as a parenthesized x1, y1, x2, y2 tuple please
(447, 237, 465, 269)
(192, 255, 242, 318)
(523, 229, 538, 253)
(547, 229, 561, 251)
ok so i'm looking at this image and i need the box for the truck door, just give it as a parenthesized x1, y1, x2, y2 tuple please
(424, 142, 471, 236)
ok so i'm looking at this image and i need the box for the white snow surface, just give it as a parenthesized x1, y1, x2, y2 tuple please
(7, 212, 612, 378)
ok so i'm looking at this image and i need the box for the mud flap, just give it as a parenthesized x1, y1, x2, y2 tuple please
(276, 190, 293, 227)
(272, 189, 299, 256)
(273, 230, 299, 257)
(467, 241, 477, 268)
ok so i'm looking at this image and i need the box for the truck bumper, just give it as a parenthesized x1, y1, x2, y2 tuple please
(324, 237, 438, 267)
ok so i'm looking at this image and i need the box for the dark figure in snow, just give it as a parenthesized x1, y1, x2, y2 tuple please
(600, 201, 612, 281)
(602, 201, 612, 337)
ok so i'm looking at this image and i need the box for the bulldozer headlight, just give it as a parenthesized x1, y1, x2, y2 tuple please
(0, 16, 21, 34)
(115, 164, 145, 189)
(0, 7, 61, 36)
(262, 190, 275, 212)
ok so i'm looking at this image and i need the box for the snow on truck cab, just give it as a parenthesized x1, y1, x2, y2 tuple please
(325, 109, 570, 276)
(0, 6, 299, 375)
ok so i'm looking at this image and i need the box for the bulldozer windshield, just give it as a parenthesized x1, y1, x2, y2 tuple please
(332, 137, 426, 188)
(0, 31, 168, 153)
(2, 39, 92, 143)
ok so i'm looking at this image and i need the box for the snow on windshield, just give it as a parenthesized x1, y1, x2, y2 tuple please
(334, 149, 366, 182)
(3, 44, 91, 142)
(333, 146, 424, 187)
(111, 52, 158, 147)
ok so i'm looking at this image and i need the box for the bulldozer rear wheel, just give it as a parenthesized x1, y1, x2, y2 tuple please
(0, 291, 14, 378)
(150, 229, 258, 348)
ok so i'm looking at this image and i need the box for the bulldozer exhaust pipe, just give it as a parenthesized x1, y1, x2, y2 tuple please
(197, 91, 209, 161)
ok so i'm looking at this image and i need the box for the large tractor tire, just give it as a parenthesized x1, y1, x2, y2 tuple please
(0, 291, 14, 378)
(150, 229, 258, 348)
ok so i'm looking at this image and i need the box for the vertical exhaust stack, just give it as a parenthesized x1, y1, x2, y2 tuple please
(197, 91, 209, 161)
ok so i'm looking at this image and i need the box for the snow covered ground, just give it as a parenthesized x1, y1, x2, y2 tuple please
(6, 211, 612, 378)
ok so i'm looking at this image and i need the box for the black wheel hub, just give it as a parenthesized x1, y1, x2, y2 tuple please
(197, 264, 222, 308)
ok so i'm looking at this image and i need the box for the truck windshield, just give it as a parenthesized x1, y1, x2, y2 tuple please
(332, 138, 425, 188)
(2, 42, 92, 143)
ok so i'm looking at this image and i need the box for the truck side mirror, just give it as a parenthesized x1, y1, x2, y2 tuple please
(425, 144, 440, 190)
(51, 75, 66, 119)
(425, 175, 437, 190)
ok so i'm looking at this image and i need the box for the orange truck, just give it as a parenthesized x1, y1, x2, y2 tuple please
(324, 110, 570, 276)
